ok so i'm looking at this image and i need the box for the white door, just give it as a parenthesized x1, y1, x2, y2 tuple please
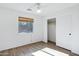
(56, 15, 72, 50)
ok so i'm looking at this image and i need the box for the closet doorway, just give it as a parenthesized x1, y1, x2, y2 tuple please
(47, 18, 56, 44)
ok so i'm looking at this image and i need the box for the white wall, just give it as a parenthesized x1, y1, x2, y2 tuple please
(48, 22, 56, 42)
(43, 4, 79, 54)
(42, 18, 48, 43)
(0, 7, 43, 51)
(71, 11, 79, 54)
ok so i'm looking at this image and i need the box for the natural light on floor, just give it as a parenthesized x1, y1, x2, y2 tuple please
(32, 47, 69, 56)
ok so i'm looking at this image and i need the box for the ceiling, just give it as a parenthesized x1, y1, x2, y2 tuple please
(0, 3, 78, 17)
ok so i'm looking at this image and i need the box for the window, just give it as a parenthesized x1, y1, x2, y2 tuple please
(18, 17, 33, 33)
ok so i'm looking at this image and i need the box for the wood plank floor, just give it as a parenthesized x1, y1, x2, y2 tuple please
(0, 41, 78, 56)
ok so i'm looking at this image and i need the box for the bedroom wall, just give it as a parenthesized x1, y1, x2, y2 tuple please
(0, 6, 43, 51)
(43, 4, 79, 54)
